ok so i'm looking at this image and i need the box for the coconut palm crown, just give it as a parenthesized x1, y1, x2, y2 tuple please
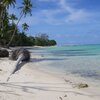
(22, 23, 29, 32)
(19, 0, 32, 17)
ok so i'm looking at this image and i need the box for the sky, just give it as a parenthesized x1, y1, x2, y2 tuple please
(9, 0, 100, 45)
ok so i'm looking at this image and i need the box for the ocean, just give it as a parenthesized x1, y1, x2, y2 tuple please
(31, 44, 100, 85)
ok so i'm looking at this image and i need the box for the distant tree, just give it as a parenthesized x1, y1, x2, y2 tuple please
(28, 36, 35, 46)
(35, 33, 49, 46)
(34, 33, 57, 46)
(48, 40, 57, 46)
(35, 33, 49, 41)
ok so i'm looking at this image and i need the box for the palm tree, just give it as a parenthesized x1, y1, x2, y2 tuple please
(7, 0, 32, 47)
(19, 0, 32, 17)
(9, 14, 18, 24)
(22, 23, 29, 32)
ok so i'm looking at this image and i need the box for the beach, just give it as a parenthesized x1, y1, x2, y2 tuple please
(0, 49, 100, 100)
(0, 0, 100, 99)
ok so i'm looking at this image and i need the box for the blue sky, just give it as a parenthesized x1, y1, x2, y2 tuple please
(9, 0, 100, 45)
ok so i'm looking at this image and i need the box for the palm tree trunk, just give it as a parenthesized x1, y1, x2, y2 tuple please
(0, 8, 4, 32)
(0, 5, 3, 28)
(7, 12, 23, 48)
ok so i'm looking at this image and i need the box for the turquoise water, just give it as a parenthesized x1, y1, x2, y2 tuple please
(31, 44, 100, 82)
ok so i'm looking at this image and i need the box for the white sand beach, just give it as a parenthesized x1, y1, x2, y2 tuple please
(0, 54, 100, 100)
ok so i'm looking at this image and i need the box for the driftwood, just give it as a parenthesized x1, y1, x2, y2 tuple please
(7, 48, 30, 81)
(0, 49, 9, 57)
(9, 48, 30, 61)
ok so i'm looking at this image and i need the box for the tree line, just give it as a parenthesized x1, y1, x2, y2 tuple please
(0, 0, 57, 47)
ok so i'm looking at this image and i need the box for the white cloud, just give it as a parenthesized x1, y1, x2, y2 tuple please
(37, 0, 91, 25)
(40, 9, 65, 25)
(19, 9, 65, 26)
(59, 0, 74, 13)
(16, 0, 95, 26)
(58, 0, 90, 23)
(66, 10, 90, 23)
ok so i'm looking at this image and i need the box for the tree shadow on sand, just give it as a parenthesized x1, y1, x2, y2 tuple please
(0, 82, 98, 97)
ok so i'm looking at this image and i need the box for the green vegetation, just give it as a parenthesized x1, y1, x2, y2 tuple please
(0, 0, 57, 47)
(35, 33, 57, 46)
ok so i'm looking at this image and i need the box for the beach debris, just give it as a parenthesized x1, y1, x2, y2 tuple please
(64, 79, 73, 84)
(59, 95, 67, 100)
(0, 69, 2, 71)
(7, 48, 30, 81)
(64, 79, 89, 89)
(9, 48, 30, 61)
(59, 97, 63, 100)
(64, 79, 70, 82)
(0, 49, 9, 57)
(64, 94, 67, 97)
(76, 83, 89, 89)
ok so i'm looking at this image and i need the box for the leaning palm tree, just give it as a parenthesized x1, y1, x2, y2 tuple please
(7, 0, 32, 47)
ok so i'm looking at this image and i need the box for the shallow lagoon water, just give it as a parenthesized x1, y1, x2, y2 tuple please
(31, 45, 100, 85)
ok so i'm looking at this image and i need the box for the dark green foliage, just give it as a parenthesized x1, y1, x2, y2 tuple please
(35, 33, 57, 46)
(35, 37, 48, 46)
(48, 40, 57, 46)
(9, 32, 35, 46)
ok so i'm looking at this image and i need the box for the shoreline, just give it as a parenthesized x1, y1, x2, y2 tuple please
(0, 54, 100, 100)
